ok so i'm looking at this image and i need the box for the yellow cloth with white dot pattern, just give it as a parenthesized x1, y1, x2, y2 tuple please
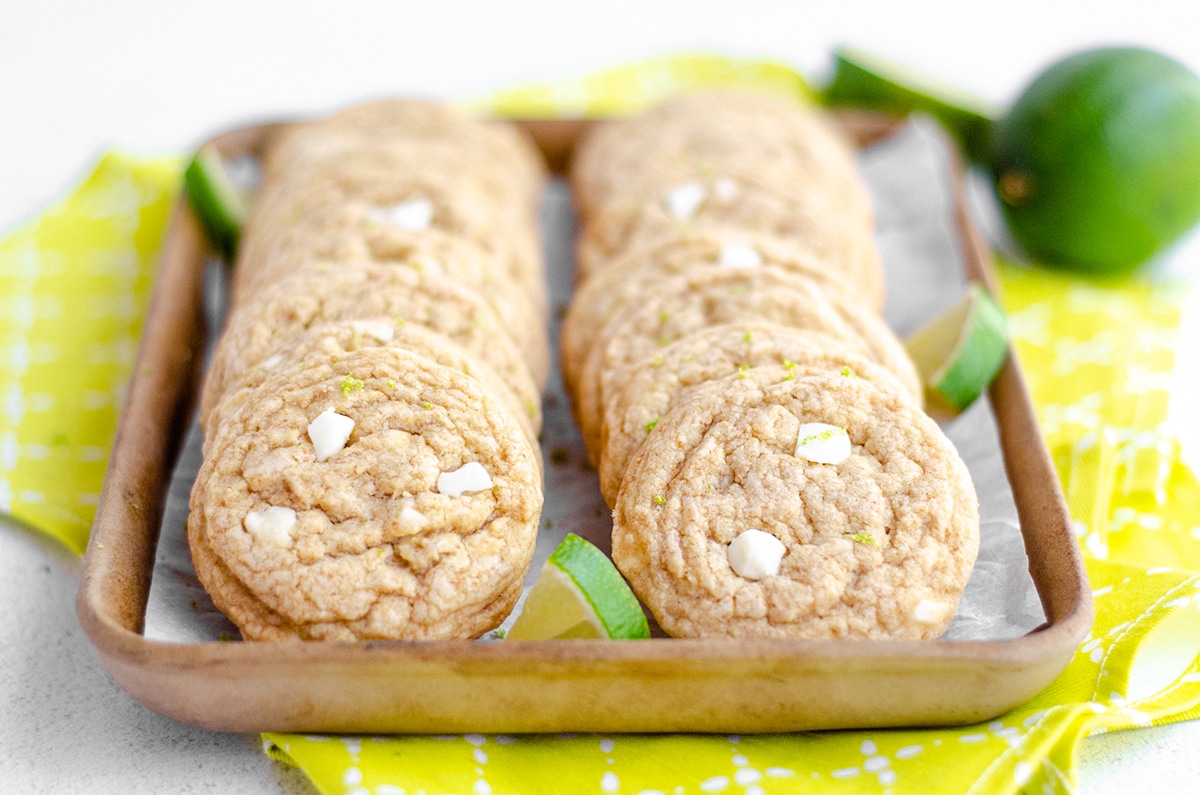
(0, 151, 182, 554)
(5, 55, 1199, 795)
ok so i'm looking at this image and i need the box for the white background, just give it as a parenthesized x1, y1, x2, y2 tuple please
(3, 1, 1199, 791)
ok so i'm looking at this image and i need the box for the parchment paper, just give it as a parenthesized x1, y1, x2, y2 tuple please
(145, 118, 1046, 643)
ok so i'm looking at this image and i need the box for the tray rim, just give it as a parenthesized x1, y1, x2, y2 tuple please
(76, 110, 1094, 734)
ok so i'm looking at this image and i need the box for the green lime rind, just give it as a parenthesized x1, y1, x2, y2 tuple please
(549, 534, 650, 640)
(989, 47, 1200, 276)
(822, 46, 998, 163)
(905, 283, 1009, 413)
(184, 143, 249, 261)
(933, 286, 1008, 411)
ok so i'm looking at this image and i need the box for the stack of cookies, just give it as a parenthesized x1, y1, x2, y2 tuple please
(188, 101, 547, 642)
(562, 91, 980, 640)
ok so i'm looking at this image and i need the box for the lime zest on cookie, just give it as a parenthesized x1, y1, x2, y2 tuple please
(850, 532, 879, 546)
(506, 534, 650, 640)
(340, 375, 365, 396)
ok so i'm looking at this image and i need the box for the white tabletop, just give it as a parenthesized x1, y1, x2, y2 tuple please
(3, 2, 1199, 791)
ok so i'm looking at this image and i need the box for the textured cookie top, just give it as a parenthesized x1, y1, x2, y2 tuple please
(573, 267, 920, 455)
(202, 320, 541, 448)
(571, 90, 871, 221)
(235, 162, 542, 303)
(189, 348, 543, 641)
(232, 229, 548, 382)
(560, 227, 883, 397)
(266, 99, 545, 197)
(573, 173, 880, 285)
(597, 323, 919, 505)
(611, 369, 979, 639)
(236, 201, 546, 312)
(201, 262, 542, 438)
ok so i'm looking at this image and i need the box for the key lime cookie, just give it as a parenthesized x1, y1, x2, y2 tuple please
(611, 369, 979, 639)
(572, 267, 920, 459)
(188, 347, 543, 641)
(200, 262, 543, 441)
(571, 90, 872, 223)
(573, 172, 880, 283)
(560, 229, 884, 399)
(236, 200, 546, 316)
(597, 323, 918, 505)
(266, 99, 546, 199)
(234, 164, 543, 305)
(201, 320, 541, 449)
(232, 227, 548, 365)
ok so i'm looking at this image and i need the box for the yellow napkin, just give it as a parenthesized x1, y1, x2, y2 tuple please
(0, 151, 182, 554)
(262, 270, 1200, 788)
(5, 55, 1199, 794)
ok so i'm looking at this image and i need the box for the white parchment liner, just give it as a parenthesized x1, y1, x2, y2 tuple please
(145, 118, 1046, 643)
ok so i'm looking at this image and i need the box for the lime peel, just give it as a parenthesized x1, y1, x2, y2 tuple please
(823, 46, 998, 163)
(904, 283, 1009, 414)
(183, 143, 251, 261)
(506, 533, 650, 640)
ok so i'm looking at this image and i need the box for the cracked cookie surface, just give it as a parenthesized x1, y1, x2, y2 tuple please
(598, 323, 919, 505)
(612, 369, 978, 639)
(189, 347, 543, 641)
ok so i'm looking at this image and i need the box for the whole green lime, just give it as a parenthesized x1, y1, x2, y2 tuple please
(989, 47, 1200, 276)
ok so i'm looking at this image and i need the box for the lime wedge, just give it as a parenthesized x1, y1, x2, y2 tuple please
(184, 143, 251, 261)
(904, 283, 1009, 414)
(823, 46, 998, 163)
(507, 533, 650, 640)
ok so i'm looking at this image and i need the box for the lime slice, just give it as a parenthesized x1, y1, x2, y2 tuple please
(184, 143, 251, 261)
(823, 46, 998, 163)
(904, 283, 1009, 414)
(507, 533, 650, 640)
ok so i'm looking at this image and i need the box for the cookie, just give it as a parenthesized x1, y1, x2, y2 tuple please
(611, 369, 979, 639)
(572, 172, 880, 282)
(572, 267, 921, 459)
(202, 319, 541, 450)
(200, 262, 543, 440)
(571, 91, 871, 223)
(234, 163, 543, 305)
(188, 347, 543, 641)
(597, 323, 919, 505)
(560, 228, 884, 399)
(232, 229, 547, 364)
(266, 99, 545, 198)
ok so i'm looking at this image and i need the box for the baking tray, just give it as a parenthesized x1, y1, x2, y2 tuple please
(77, 111, 1093, 734)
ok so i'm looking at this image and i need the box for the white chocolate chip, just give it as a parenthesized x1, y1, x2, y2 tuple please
(307, 409, 355, 462)
(713, 177, 739, 201)
(417, 257, 444, 277)
(913, 598, 954, 625)
(350, 320, 395, 344)
(261, 353, 285, 371)
(795, 422, 851, 464)
(243, 506, 297, 548)
(396, 504, 427, 535)
(663, 182, 706, 221)
(727, 529, 786, 579)
(368, 197, 434, 231)
(437, 461, 493, 496)
(718, 242, 762, 269)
